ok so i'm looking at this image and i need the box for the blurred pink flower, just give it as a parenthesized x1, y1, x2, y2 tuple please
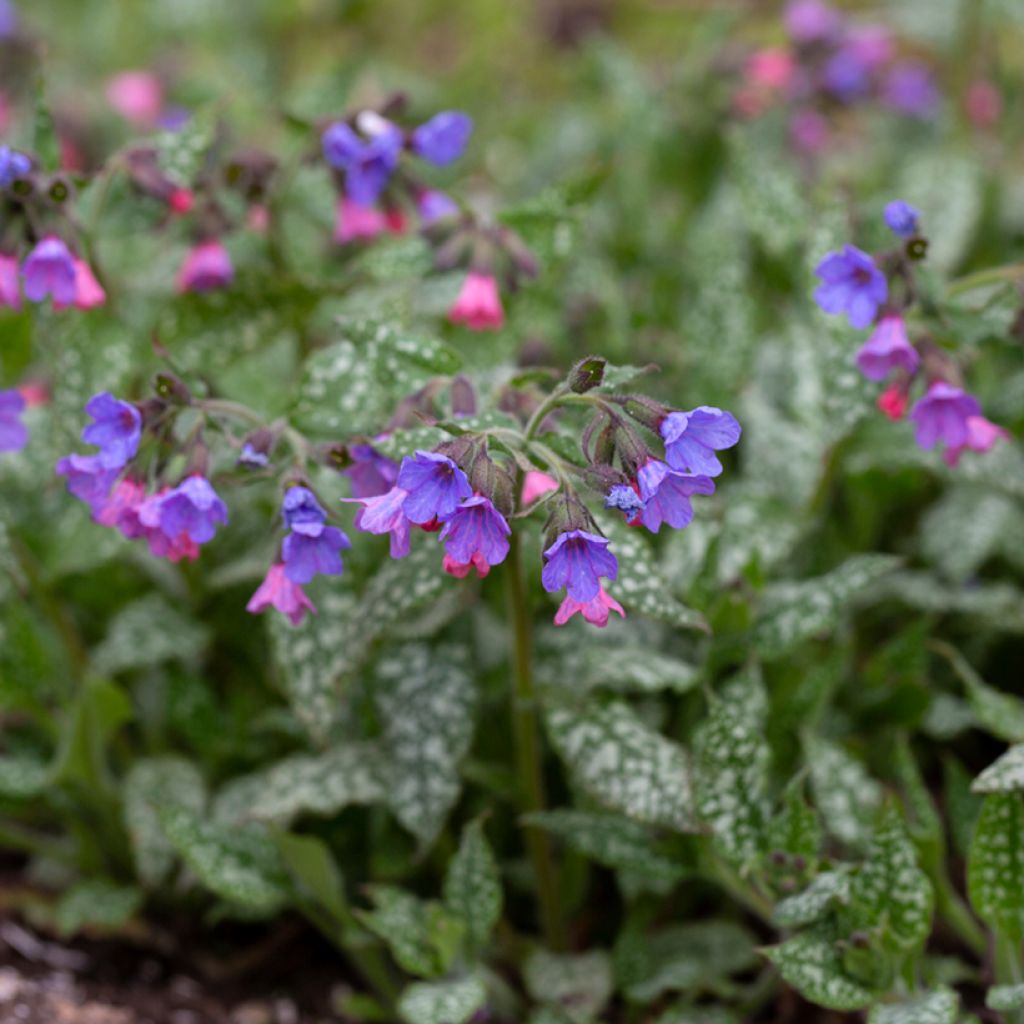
(106, 71, 164, 126)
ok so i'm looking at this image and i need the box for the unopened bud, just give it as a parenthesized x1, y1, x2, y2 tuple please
(568, 355, 606, 394)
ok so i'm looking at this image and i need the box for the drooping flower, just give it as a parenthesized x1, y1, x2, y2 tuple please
(541, 530, 618, 604)
(660, 406, 742, 477)
(344, 444, 399, 499)
(883, 62, 939, 118)
(176, 239, 234, 293)
(813, 244, 888, 329)
(442, 552, 492, 579)
(396, 451, 472, 525)
(635, 460, 715, 533)
(343, 485, 411, 558)
(281, 485, 328, 531)
(94, 478, 148, 538)
(417, 189, 459, 225)
(321, 117, 404, 206)
(334, 197, 404, 244)
(439, 496, 511, 574)
(148, 475, 229, 545)
(0, 254, 20, 310)
(0, 145, 30, 188)
(942, 416, 1008, 467)
(884, 200, 920, 239)
(855, 315, 920, 382)
(282, 523, 351, 584)
(554, 585, 625, 628)
(877, 383, 909, 421)
(521, 470, 559, 505)
(247, 562, 317, 626)
(81, 392, 141, 468)
(604, 484, 645, 520)
(138, 489, 201, 562)
(55, 453, 118, 512)
(22, 237, 77, 305)
(0, 388, 28, 453)
(909, 382, 981, 452)
(105, 71, 164, 126)
(449, 272, 504, 331)
(411, 111, 473, 165)
(54, 259, 107, 311)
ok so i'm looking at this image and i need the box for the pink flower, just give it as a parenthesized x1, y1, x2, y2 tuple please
(17, 381, 49, 407)
(138, 490, 200, 562)
(745, 48, 795, 91)
(247, 562, 317, 626)
(176, 239, 233, 293)
(554, 585, 625, 628)
(877, 384, 909, 421)
(334, 197, 404, 244)
(106, 71, 164, 126)
(169, 188, 194, 215)
(449, 272, 504, 331)
(521, 471, 558, 505)
(790, 110, 830, 153)
(943, 415, 1008, 467)
(443, 551, 491, 579)
(0, 94, 11, 135)
(855, 315, 919, 381)
(54, 259, 106, 311)
(247, 204, 269, 233)
(966, 81, 1001, 127)
(0, 253, 20, 310)
(95, 478, 147, 538)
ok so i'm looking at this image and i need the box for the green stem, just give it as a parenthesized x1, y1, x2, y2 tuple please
(995, 930, 1024, 1024)
(504, 530, 566, 950)
(945, 263, 1024, 297)
(524, 386, 569, 442)
(708, 857, 775, 923)
(933, 872, 987, 958)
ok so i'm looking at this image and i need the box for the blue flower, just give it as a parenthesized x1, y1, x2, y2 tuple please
(541, 530, 618, 604)
(344, 444, 399, 499)
(281, 485, 327, 532)
(81, 392, 142, 469)
(884, 200, 920, 238)
(22, 236, 77, 305)
(239, 443, 269, 469)
(822, 49, 871, 102)
(813, 244, 888, 329)
(0, 388, 28, 453)
(56, 453, 118, 512)
(660, 406, 741, 477)
(411, 111, 473, 165)
(417, 190, 460, 225)
(396, 450, 472, 525)
(604, 484, 645, 519)
(282, 524, 351, 584)
(635, 460, 715, 533)
(0, 145, 30, 188)
(152, 476, 229, 545)
(439, 495, 511, 570)
(321, 118, 404, 206)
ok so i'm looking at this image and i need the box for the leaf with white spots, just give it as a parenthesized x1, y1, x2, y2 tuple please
(973, 745, 1024, 793)
(868, 989, 959, 1024)
(524, 949, 613, 1024)
(987, 984, 1024, 1011)
(968, 793, 1024, 934)
(54, 880, 143, 937)
(755, 556, 900, 659)
(443, 818, 503, 954)
(546, 700, 696, 832)
(375, 644, 477, 847)
(0, 754, 49, 799)
(846, 803, 934, 952)
(123, 757, 206, 887)
(806, 737, 883, 850)
(92, 594, 210, 675)
(938, 644, 1024, 744)
(774, 869, 852, 929)
(761, 926, 874, 1011)
(398, 975, 487, 1024)
(694, 667, 769, 870)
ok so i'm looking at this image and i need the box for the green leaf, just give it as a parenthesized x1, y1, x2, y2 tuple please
(755, 556, 900, 658)
(359, 886, 464, 979)
(443, 818, 503, 954)
(973, 745, 1024, 793)
(987, 984, 1024, 1012)
(273, 831, 348, 924)
(92, 594, 210, 675)
(694, 667, 769, 869)
(524, 810, 688, 892)
(846, 803, 934, 952)
(538, 639, 699, 696)
(765, 783, 822, 867)
(546, 700, 696, 832)
(806, 736, 883, 849)
(154, 109, 216, 187)
(774, 869, 853, 929)
(968, 793, 1024, 935)
(52, 678, 134, 788)
(375, 644, 477, 847)
(159, 807, 289, 915)
(54, 880, 142, 938)
(0, 754, 49, 799)
(761, 926, 874, 1011)
(398, 976, 487, 1024)
(123, 757, 206, 887)
(937, 644, 1024, 743)
(614, 921, 757, 1003)
(524, 949, 613, 1024)
(868, 989, 959, 1024)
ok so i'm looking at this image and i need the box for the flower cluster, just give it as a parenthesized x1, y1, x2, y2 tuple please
(814, 202, 1007, 466)
(735, 1, 939, 154)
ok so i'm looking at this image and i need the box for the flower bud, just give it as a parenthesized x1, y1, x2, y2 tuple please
(450, 375, 477, 417)
(568, 355, 606, 393)
(153, 371, 192, 406)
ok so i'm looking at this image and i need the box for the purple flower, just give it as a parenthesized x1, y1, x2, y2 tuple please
(282, 524, 351, 584)
(884, 200, 920, 238)
(0, 253, 21, 309)
(635, 460, 715, 533)
(321, 117, 404, 206)
(855, 315, 919, 382)
(343, 485, 411, 559)
(281, 485, 327, 531)
(909, 383, 982, 451)
(541, 530, 618, 604)
(883, 63, 939, 118)
(411, 111, 473, 165)
(344, 444, 399, 499)
(814, 244, 888, 329)
(0, 145, 30, 188)
(417, 189, 460, 225)
(784, 0, 842, 42)
(81, 392, 142, 468)
(0, 0, 18, 36)
(822, 49, 871, 102)
(439, 496, 511, 570)
(239, 443, 269, 469)
(604, 484, 645, 519)
(396, 451, 472, 525)
(0, 388, 28, 453)
(22, 236, 76, 305)
(660, 406, 742, 477)
(151, 475, 229, 544)
(56, 453, 118, 512)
